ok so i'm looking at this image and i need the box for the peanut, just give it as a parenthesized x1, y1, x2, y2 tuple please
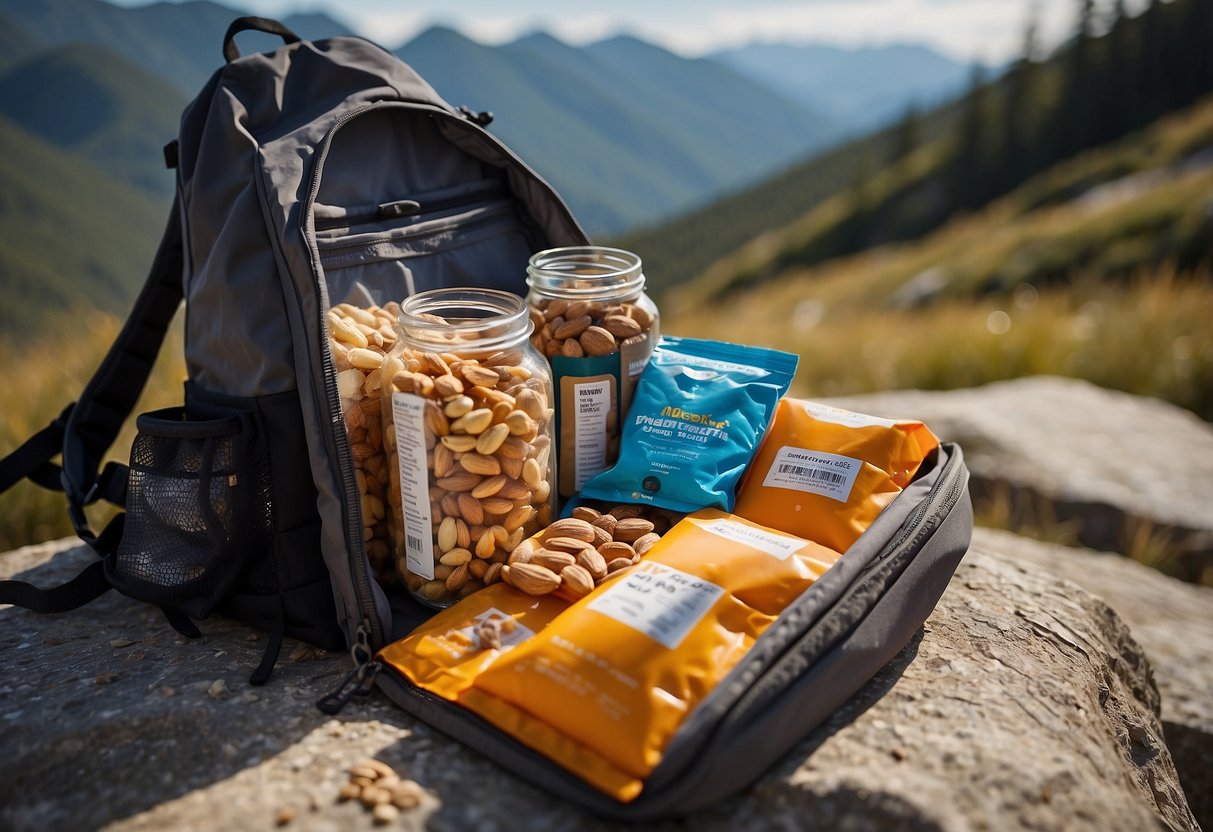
(329, 302, 401, 588)
(382, 324, 555, 608)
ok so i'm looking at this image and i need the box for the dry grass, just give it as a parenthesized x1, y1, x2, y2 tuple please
(0, 307, 185, 551)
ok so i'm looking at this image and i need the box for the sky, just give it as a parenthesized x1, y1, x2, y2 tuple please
(108, 0, 1141, 64)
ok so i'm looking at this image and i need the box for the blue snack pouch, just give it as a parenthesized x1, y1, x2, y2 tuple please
(578, 336, 798, 513)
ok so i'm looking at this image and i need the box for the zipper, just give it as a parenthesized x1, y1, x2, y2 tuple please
(316, 622, 382, 714)
(313, 183, 509, 232)
(302, 99, 586, 653)
(303, 102, 385, 647)
(699, 447, 965, 727)
(368, 447, 966, 809)
(316, 200, 515, 258)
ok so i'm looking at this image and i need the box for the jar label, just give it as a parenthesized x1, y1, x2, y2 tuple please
(392, 391, 435, 580)
(553, 362, 616, 498)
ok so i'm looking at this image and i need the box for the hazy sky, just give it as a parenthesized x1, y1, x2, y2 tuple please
(109, 0, 1141, 64)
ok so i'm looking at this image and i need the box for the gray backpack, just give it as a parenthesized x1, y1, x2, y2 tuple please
(0, 18, 973, 819)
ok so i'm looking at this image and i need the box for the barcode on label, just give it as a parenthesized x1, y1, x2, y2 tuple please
(407, 535, 424, 553)
(777, 463, 845, 485)
(762, 445, 861, 503)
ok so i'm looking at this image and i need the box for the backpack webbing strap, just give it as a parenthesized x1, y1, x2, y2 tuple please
(62, 198, 184, 547)
(0, 404, 72, 493)
(249, 596, 286, 686)
(0, 560, 111, 613)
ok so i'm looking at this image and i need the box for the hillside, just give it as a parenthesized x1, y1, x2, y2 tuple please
(0, 43, 184, 196)
(621, 0, 1213, 294)
(662, 98, 1213, 421)
(0, 116, 168, 334)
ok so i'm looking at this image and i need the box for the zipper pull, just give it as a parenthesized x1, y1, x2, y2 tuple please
(316, 622, 381, 715)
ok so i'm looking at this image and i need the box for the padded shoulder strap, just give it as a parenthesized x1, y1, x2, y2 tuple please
(61, 198, 184, 544)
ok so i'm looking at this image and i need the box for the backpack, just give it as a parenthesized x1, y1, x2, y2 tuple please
(0, 17, 974, 819)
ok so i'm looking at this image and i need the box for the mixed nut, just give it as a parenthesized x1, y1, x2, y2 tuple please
(327, 302, 400, 587)
(383, 344, 556, 607)
(501, 504, 681, 601)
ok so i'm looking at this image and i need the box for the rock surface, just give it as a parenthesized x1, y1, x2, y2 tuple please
(826, 376, 1213, 584)
(972, 527, 1213, 829)
(0, 538, 1199, 831)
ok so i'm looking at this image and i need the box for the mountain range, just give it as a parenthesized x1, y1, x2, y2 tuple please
(0, 0, 972, 331)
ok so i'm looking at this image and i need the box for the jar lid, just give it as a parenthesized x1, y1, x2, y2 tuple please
(396, 288, 532, 353)
(526, 246, 644, 301)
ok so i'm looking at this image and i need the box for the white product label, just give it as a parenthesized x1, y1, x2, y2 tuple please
(587, 562, 725, 650)
(762, 445, 862, 503)
(689, 517, 805, 560)
(798, 400, 898, 428)
(574, 379, 610, 490)
(392, 392, 434, 580)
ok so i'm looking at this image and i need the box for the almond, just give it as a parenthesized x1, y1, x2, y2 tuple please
(600, 314, 642, 340)
(479, 496, 516, 516)
(531, 549, 576, 572)
(515, 388, 546, 421)
(459, 453, 502, 476)
(575, 547, 608, 580)
(431, 374, 462, 398)
(436, 472, 480, 492)
(542, 517, 596, 544)
(544, 536, 595, 554)
(552, 315, 592, 340)
(460, 364, 501, 388)
(606, 556, 634, 573)
(579, 326, 616, 356)
(439, 548, 471, 567)
(503, 562, 561, 595)
(439, 434, 478, 453)
(560, 564, 595, 599)
(471, 474, 508, 499)
(613, 517, 655, 542)
(504, 503, 537, 532)
(598, 541, 636, 562)
(457, 492, 484, 525)
(570, 506, 601, 522)
(633, 532, 662, 555)
(508, 539, 536, 565)
(590, 514, 617, 536)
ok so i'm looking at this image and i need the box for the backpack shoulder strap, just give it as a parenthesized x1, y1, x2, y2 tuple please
(61, 197, 184, 545)
(0, 198, 184, 613)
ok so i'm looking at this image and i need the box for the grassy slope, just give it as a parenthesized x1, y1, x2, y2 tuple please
(663, 100, 1213, 421)
(0, 116, 169, 335)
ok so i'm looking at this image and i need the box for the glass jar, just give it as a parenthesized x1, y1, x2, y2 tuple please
(525, 246, 660, 500)
(381, 288, 555, 609)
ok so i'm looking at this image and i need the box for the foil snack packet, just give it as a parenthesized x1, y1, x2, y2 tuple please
(578, 337, 797, 513)
(733, 399, 940, 552)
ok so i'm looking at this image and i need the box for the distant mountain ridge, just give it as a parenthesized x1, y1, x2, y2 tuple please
(711, 41, 972, 133)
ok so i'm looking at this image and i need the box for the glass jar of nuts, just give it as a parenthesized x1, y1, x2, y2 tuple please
(525, 246, 659, 501)
(381, 288, 555, 610)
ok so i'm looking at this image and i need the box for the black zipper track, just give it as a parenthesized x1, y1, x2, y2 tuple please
(305, 99, 588, 650)
(371, 445, 967, 815)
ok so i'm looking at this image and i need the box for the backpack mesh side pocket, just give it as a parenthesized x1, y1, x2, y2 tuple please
(113, 406, 273, 620)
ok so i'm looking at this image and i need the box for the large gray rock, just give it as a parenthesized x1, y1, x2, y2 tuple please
(972, 527, 1213, 828)
(826, 376, 1213, 584)
(0, 538, 1199, 831)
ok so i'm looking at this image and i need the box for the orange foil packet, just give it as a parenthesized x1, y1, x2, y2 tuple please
(378, 509, 840, 802)
(733, 398, 939, 552)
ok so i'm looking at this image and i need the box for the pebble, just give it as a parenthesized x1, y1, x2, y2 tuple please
(207, 679, 231, 700)
(274, 806, 296, 826)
